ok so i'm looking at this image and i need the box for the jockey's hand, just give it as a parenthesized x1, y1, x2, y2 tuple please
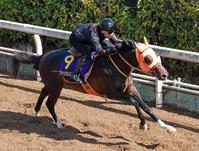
(104, 47, 116, 55)
(91, 52, 99, 60)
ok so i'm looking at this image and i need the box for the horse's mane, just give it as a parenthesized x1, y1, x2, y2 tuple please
(105, 39, 139, 68)
(115, 39, 135, 53)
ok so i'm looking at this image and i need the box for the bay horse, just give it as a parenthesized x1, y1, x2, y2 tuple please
(15, 37, 176, 133)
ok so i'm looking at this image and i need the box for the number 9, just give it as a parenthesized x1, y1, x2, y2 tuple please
(64, 55, 74, 69)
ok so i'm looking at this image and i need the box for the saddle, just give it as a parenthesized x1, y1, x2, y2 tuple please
(59, 48, 94, 83)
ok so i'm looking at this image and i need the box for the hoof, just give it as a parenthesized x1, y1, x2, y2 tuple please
(56, 120, 64, 128)
(157, 119, 176, 133)
(34, 112, 40, 117)
(140, 123, 148, 130)
(104, 96, 108, 102)
(166, 125, 177, 133)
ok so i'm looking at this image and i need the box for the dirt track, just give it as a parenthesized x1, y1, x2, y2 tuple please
(0, 74, 198, 151)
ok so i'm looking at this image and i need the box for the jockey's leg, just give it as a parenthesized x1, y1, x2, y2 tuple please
(68, 39, 90, 84)
(68, 55, 88, 84)
(73, 55, 87, 74)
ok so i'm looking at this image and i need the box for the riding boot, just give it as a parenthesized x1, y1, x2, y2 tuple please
(68, 55, 87, 84)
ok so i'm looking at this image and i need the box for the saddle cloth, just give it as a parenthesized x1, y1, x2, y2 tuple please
(59, 49, 93, 83)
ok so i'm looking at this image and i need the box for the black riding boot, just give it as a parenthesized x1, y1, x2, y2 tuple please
(68, 55, 87, 84)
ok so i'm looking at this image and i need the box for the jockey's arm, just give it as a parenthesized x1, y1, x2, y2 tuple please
(90, 31, 121, 55)
(109, 33, 122, 45)
(102, 39, 135, 53)
(90, 30, 107, 54)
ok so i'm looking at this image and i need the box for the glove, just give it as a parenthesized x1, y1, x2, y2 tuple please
(104, 48, 111, 55)
(104, 47, 116, 55)
(91, 52, 99, 60)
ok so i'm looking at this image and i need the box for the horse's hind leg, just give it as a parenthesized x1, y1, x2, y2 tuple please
(46, 89, 63, 128)
(40, 69, 64, 128)
(34, 87, 49, 116)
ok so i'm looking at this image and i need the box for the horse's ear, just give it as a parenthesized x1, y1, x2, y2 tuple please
(134, 42, 142, 52)
(143, 37, 149, 45)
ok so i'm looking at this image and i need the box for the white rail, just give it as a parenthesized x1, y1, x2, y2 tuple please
(0, 46, 38, 55)
(1, 19, 199, 63)
(0, 20, 71, 39)
(33, 34, 42, 81)
(150, 44, 199, 63)
(133, 73, 199, 90)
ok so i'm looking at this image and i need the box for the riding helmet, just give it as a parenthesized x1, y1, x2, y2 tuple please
(99, 18, 115, 33)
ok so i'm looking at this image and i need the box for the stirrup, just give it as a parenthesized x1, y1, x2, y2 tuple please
(69, 73, 83, 84)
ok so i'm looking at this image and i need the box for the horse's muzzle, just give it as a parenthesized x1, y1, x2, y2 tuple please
(160, 73, 168, 81)
(151, 63, 169, 81)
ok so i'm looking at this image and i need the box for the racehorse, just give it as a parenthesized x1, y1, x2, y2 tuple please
(15, 37, 176, 133)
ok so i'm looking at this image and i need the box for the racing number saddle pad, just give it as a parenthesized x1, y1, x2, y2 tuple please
(59, 49, 92, 81)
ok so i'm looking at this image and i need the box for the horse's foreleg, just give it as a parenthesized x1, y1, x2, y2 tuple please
(46, 90, 63, 128)
(34, 87, 49, 116)
(126, 78, 148, 130)
(126, 78, 176, 132)
(134, 95, 176, 133)
(128, 96, 147, 130)
(134, 95, 159, 121)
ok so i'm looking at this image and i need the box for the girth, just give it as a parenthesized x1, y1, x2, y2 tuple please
(81, 82, 101, 96)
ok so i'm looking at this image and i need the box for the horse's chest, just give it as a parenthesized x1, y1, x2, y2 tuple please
(102, 68, 114, 75)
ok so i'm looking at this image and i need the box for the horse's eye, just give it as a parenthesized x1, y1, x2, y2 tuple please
(144, 55, 153, 65)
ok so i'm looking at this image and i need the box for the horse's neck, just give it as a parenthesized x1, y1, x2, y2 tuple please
(120, 50, 139, 68)
(93, 51, 138, 78)
(107, 53, 133, 77)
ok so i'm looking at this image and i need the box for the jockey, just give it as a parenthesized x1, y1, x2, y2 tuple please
(68, 17, 120, 83)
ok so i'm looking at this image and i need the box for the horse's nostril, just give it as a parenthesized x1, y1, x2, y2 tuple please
(162, 74, 168, 80)
(162, 74, 166, 78)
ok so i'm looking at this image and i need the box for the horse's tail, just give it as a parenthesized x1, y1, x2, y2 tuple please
(14, 52, 43, 70)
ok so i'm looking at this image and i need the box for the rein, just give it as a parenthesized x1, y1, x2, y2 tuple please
(118, 54, 133, 68)
(108, 53, 134, 78)
(108, 53, 135, 92)
(108, 55, 128, 78)
(80, 53, 135, 95)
